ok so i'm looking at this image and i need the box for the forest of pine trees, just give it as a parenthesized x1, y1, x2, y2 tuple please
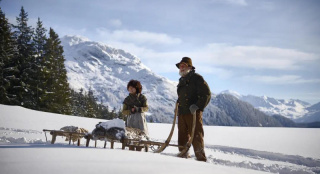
(0, 6, 123, 120)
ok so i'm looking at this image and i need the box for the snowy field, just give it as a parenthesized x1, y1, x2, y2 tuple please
(1, 104, 320, 174)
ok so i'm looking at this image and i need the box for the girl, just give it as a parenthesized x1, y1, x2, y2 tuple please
(122, 80, 149, 137)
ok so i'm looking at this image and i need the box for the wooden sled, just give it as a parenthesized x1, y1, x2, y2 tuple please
(43, 128, 156, 152)
(42, 102, 193, 155)
(42, 129, 86, 146)
(43, 129, 184, 152)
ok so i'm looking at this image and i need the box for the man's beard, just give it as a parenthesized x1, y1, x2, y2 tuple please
(179, 69, 191, 77)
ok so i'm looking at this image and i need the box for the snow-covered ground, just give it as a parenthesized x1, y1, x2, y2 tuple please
(1, 104, 320, 174)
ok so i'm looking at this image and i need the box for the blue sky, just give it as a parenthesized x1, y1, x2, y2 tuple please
(2, 0, 320, 104)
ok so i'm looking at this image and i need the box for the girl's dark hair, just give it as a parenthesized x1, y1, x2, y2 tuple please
(127, 80, 142, 94)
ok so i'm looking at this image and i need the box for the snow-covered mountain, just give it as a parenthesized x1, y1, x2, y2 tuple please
(203, 93, 290, 127)
(295, 102, 320, 123)
(221, 90, 311, 120)
(61, 35, 177, 123)
(61, 35, 317, 125)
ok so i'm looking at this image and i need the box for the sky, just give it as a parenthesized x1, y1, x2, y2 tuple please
(1, 0, 320, 104)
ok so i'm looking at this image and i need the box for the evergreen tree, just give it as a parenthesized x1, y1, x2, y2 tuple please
(86, 88, 97, 118)
(34, 17, 46, 58)
(78, 88, 85, 115)
(12, 6, 36, 108)
(41, 28, 71, 114)
(69, 88, 85, 117)
(69, 89, 78, 115)
(110, 107, 117, 119)
(99, 98, 110, 119)
(0, 6, 19, 104)
(33, 17, 47, 110)
(118, 107, 124, 120)
(102, 105, 110, 119)
(68, 88, 117, 119)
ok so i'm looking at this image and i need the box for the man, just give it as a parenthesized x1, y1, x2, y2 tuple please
(176, 57, 211, 162)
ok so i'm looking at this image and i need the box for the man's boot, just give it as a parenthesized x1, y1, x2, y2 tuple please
(178, 151, 191, 158)
(195, 148, 207, 162)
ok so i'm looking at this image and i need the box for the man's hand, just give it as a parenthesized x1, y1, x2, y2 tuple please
(189, 104, 199, 114)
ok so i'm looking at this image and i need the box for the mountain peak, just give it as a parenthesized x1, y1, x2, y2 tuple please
(62, 35, 90, 46)
(61, 35, 146, 69)
(262, 95, 268, 100)
(220, 90, 242, 98)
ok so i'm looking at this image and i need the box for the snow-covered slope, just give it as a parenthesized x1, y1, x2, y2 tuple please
(221, 90, 311, 120)
(1, 104, 320, 174)
(61, 35, 177, 123)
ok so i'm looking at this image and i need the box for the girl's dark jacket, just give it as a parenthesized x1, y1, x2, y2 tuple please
(177, 70, 211, 115)
(122, 93, 148, 115)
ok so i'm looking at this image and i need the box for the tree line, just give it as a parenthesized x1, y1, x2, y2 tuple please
(0, 6, 123, 120)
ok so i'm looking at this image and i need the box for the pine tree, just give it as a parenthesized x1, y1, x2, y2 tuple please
(118, 107, 124, 120)
(78, 88, 86, 115)
(0, 6, 19, 104)
(111, 107, 117, 119)
(34, 17, 46, 58)
(102, 105, 110, 119)
(41, 28, 71, 114)
(86, 88, 97, 118)
(33, 17, 47, 110)
(70, 89, 81, 116)
(97, 97, 110, 119)
(12, 6, 36, 108)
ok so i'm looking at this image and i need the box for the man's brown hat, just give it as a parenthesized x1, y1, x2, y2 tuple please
(176, 57, 195, 69)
